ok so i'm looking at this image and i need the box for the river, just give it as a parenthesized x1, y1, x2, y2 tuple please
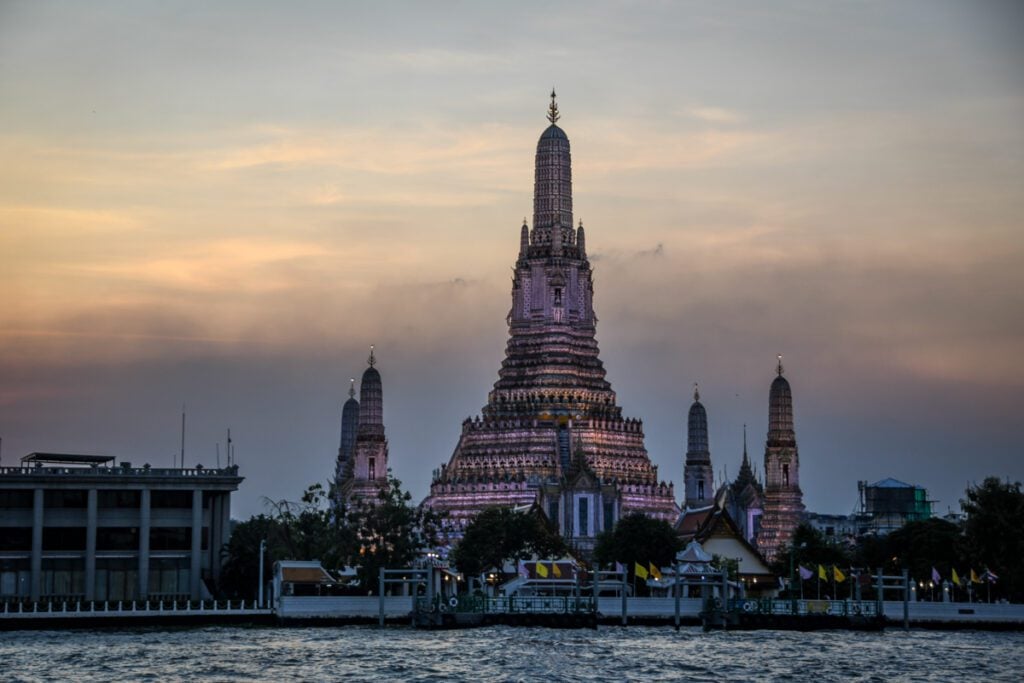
(3, 625, 1021, 681)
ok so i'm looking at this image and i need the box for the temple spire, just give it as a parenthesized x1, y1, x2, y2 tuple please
(368, 345, 376, 368)
(777, 353, 784, 376)
(693, 382, 700, 402)
(349, 378, 356, 399)
(547, 88, 560, 124)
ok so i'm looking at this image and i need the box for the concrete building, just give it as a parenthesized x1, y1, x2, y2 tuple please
(0, 452, 242, 603)
(856, 478, 934, 535)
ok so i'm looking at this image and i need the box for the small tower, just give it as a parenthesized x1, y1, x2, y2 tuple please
(684, 384, 715, 508)
(334, 378, 359, 495)
(756, 355, 805, 561)
(576, 219, 586, 258)
(341, 346, 390, 506)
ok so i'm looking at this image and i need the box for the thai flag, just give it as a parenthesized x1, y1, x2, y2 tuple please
(798, 565, 813, 580)
(931, 567, 941, 583)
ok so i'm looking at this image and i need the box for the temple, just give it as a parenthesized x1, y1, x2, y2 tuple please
(338, 347, 389, 507)
(333, 377, 359, 505)
(683, 384, 714, 509)
(423, 93, 678, 554)
(754, 356, 805, 561)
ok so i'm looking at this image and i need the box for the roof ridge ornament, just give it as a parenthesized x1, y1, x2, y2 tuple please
(547, 88, 560, 124)
(368, 345, 376, 368)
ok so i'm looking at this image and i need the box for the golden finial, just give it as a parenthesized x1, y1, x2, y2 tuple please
(368, 345, 376, 368)
(547, 88, 560, 124)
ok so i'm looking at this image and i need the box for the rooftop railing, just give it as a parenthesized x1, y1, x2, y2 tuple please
(0, 465, 241, 478)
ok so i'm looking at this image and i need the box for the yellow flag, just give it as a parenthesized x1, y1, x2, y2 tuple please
(818, 564, 827, 580)
(833, 566, 846, 583)
(635, 562, 649, 580)
(535, 562, 548, 578)
(649, 563, 662, 580)
(552, 563, 562, 578)
(952, 568, 961, 586)
(971, 569, 982, 584)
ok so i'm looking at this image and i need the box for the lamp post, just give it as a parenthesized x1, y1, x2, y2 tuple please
(258, 539, 266, 609)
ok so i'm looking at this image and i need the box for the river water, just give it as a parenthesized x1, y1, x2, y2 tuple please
(2, 625, 1022, 682)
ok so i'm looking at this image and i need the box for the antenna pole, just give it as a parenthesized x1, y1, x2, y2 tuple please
(180, 404, 186, 469)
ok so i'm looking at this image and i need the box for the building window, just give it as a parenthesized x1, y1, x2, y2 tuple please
(149, 557, 190, 597)
(554, 288, 562, 306)
(548, 501, 559, 530)
(603, 501, 614, 532)
(44, 490, 87, 508)
(43, 527, 87, 551)
(578, 497, 589, 537)
(149, 527, 191, 551)
(96, 527, 139, 551)
(0, 490, 34, 509)
(99, 490, 141, 508)
(41, 558, 85, 599)
(152, 491, 192, 508)
(698, 480, 705, 500)
(0, 528, 32, 552)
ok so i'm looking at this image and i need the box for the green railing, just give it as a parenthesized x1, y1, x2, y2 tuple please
(707, 597, 879, 617)
(418, 594, 595, 615)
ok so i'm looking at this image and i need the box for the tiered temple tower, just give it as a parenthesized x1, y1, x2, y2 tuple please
(334, 378, 359, 496)
(339, 347, 389, 506)
(423, 93, 678, 554)
(683, 385, 714, 509)
(756, 356, 805, 561)
(725, 425, 764, 544)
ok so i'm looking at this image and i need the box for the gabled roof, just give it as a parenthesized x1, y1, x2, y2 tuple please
(675, 499, 772, 575)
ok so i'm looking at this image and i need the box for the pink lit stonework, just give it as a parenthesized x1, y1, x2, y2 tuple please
(422, 94, 678, 555)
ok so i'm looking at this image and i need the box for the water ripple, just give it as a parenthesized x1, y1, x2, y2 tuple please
(1, 625, 1022, 682)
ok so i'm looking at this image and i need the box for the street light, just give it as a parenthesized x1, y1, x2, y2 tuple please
(258, 539, 266, 608)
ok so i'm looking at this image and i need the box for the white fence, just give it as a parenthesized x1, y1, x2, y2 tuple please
(0, 599, 269, 620)
(277, 595, 415, 619)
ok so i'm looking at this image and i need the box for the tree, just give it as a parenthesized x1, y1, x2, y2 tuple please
(346, 475, 443, 591)
(451, 506, 568, 577)
(593, 512, 682, 593)
(884, 517, 965, 585)
(962, 477, 1024, 601)
(218, 514, 282, 600)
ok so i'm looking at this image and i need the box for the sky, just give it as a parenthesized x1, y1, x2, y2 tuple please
(1, 1, 1022, 521)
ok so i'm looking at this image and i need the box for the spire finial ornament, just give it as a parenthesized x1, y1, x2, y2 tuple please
(777, 354, 784, 376)
(693, 382, 700, 402)
(349, 378, 356, 399)
(547, 89, 560, 124)
(742, 423, 748, 460)
(368, 345, 376, 368)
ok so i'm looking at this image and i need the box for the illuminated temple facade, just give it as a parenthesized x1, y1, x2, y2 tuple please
(337, 348, 389, 508)
(423, 94, 678, 553)
(754, 358, 805, 562)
